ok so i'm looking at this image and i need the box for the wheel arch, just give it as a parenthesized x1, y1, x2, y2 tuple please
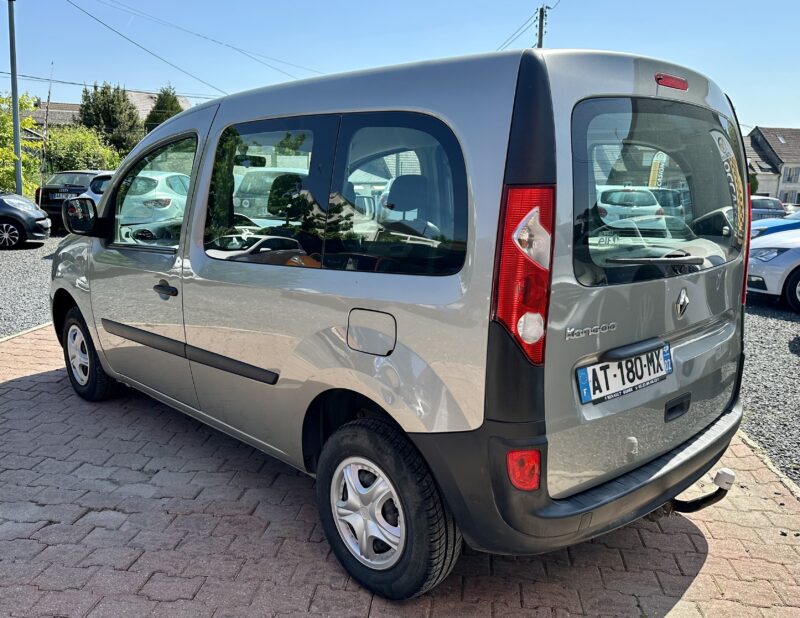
(301, 388, 405, 474)
(52, 288, 79, 344)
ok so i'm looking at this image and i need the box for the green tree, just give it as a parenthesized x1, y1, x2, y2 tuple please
(749, 172, 759, 195)
(143, 86, 184, 133)
(78, 82, 143, 155)
(45, 125, 120, 174)
(0, 93, 41, 197)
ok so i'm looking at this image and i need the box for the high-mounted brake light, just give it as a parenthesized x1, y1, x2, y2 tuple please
(492, 186, 555, 365)
(655, 73, 689, 91)
(507, 449, 541, 491)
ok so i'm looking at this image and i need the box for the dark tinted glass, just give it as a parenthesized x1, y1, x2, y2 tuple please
(324, 113, 467, 276)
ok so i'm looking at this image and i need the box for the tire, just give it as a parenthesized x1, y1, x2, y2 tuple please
(784, 268, 800, 313)
(0, 219, 24, 249)
(316, 418, 462, 599)
(61, 307, 116, 401)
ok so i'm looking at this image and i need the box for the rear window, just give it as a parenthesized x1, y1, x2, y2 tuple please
(46, 172, 94, 187)
(573, 98, 746, 286)
(752, 198, 783, 211)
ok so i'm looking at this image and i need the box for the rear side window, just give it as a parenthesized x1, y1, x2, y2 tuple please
(325, 112, 467, 276)
(203, 115, 336, 266)
(89, 176, 111, 195)
(573, 98, 747, 286)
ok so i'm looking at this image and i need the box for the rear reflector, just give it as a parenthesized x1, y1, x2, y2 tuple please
(655, 72, 689, 91)
(507, 449, 541, 491)
(492, 186, 555, 365)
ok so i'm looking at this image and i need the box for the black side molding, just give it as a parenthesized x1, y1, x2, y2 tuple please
(101, 319, 279, 386)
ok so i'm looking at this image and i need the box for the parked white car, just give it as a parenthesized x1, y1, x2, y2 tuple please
(77, 171, 115, 206)
(747, 228, 800, 311)
(118, 171, 190, 225)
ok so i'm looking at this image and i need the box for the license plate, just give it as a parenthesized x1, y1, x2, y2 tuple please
(51, 193, 70, 199)
(576, 344, 673, 405)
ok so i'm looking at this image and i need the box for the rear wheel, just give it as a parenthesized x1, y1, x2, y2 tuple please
(0, 219, 24, 249)
(316, 419, 461, 599)
(784, 269, 800, 313)
(61, 307, 116, 401)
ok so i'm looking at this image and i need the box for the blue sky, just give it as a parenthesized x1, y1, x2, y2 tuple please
(2, 0, 798, 131)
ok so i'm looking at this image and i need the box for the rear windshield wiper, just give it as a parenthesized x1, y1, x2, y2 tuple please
(606, 255, 704, 265)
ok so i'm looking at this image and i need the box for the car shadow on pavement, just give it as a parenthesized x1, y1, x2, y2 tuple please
(0, 367, 706, 616)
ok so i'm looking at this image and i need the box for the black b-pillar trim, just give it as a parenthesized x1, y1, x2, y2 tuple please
(101, 319, 279, 386)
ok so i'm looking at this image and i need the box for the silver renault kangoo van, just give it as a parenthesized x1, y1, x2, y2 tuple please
(51, 49, 748, 599)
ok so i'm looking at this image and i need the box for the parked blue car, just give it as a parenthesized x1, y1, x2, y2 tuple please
(751, 211, 800, 239)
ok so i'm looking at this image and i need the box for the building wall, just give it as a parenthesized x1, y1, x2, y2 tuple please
(777, 162, 800, 203)
(755, 172, 780, 197)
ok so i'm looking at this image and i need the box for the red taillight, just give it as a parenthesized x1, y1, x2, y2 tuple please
(492, 186, 555, 365)
(144, 198, 171, 209)
(679, 206, 685, 216)
(598, 206, 608, 218)
(655, 72, 689, 91)
(506, 449, 541, 491)
(742, 187, 752, 305)
(655, 207, 665, 216)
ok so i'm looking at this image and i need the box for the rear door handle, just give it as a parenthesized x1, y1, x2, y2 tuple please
(153, 282, 178, 297)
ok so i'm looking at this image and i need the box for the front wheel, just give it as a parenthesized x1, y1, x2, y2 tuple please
(784, 269, 800, 313)
(0, 220, 24, 249)
(316, 419, 462, 599)
(61, 307, 116, 401)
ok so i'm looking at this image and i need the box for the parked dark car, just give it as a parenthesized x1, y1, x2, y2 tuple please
(36, 170, 108, 225)
(751, 196, 787, 221)
(0, 193, 50, 249)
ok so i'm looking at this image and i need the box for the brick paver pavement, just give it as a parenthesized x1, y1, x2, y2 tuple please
(0, 325, 798, 617)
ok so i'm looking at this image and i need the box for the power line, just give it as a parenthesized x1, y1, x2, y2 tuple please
(497, 11, 538, 51)
(0, 70, 218, 100)
(94, 0, 323, 79)
(64, 0, 228, 95)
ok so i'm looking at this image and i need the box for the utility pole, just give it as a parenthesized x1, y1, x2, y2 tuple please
(7, 0, 22, 195)
(536, 5, 546, 48)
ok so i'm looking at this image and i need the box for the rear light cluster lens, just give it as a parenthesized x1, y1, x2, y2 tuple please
(144, 198, 171, 209)
(492, 186, 555, 364)
(506, 449, 541, 491)
(655, 207, 665, 216)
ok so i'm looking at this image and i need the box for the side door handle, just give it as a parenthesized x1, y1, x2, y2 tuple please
(153, 281, 179, 297)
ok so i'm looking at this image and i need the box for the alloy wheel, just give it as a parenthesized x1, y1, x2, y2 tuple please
(0, 223, 20, 248)
(330, 456, 405, 570)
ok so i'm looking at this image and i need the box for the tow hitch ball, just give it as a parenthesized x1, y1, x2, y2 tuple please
(649, 468, 736, 519)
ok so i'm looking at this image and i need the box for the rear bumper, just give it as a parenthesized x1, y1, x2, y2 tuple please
(410, 396, 742, 555)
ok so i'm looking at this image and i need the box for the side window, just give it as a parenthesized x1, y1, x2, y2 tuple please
(114, 136, 198, 248)
(204, 117, 334, 267)
(325, 114, 467, 275)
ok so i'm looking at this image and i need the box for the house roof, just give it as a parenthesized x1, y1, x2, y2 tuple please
(23, 102, 81, 127)
(745, 132, 779, 175)
(126, 90, 192, 120)
(753, 127, 800, 164)
(23, 90, 192, 127)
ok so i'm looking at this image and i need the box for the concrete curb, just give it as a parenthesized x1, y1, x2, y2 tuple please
(740, 428, 800, 501)
(0, 322, 52, 345)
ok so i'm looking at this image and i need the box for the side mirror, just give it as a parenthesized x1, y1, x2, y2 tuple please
(62, 198, 102, 236)
(722, 225, 731, 237)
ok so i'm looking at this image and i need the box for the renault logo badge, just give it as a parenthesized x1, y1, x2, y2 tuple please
(676, 288, 689, 318)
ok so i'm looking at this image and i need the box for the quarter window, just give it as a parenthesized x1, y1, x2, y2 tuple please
(113, 136, 198, 248)
(324, 113, 467, 275)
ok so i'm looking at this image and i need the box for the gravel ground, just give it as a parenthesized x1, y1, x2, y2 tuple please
(0, 240, 798, 482)
(0, 236, 60, 338)
(742, 294, 800, 484)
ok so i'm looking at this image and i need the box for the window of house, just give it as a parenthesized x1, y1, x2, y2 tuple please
(323, 113, 467, 276)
